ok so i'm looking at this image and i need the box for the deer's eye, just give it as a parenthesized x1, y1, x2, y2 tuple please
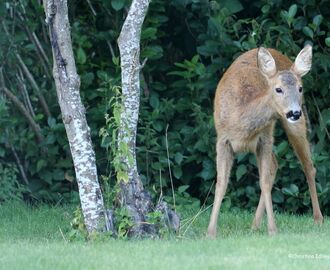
(299, 87, 303, 93)
(275, 88, 283, 94)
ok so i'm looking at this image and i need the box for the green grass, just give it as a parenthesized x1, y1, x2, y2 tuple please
(0, 202, 329, 270)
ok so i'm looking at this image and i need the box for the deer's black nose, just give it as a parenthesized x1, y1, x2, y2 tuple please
(293, 110, 302, 119)
(286, 110, 302, 121)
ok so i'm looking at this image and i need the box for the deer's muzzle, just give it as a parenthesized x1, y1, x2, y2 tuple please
(286, 110, 302, 122)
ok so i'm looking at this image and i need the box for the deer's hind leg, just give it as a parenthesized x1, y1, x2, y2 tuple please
(252, 153, 277, 231)
(282, 117, 323, 224)
(253, 128, 278, 235)
(207, 139, 234, 238)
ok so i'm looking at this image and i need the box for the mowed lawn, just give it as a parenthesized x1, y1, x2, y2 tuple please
(0, 203, 329, 270)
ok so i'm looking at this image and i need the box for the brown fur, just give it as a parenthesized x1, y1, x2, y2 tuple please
(207, 47, 323, 238)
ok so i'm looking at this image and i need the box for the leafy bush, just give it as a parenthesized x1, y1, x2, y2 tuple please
(0, 0, 329, 215)
(0, 163, 26, 201)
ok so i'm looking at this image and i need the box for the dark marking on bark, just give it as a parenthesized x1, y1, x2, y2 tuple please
(48, 1, 68, 80)
(96, 188, 102, 201)
(62, 114, 72, 124)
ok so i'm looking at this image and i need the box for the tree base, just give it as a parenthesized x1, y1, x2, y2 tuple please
(105, 187, 180, 238)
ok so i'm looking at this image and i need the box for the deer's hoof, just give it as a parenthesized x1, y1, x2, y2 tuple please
(251, 219, 261, 231)
(268, 227, 277, 236)
(314, 214, 324, 225)
(206, 228, 217, 239)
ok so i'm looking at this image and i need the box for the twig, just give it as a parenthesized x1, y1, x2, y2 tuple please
(1, 68, 44, 143)
(58, 226, 68, 243)
(1, 20, 51, 118)
(106, 40, 115, 59)
(16, 70, 36, 118)
(180, 181, 214, 236)
(32, 32, 51, 66)
(9, 142, 29, 185)
(16, 10, 51, 78)
(18, 0, 27, 15)
(140, 58, 148, 70)
(28, 31, 52, 78)
(15, 52, 52, 118)
(2, 87, 44, 143)
(86, 0, 97, 16)
(165, 124, 176, 209)
(158, 169, 163, 205)
(181, 204, 213, 237)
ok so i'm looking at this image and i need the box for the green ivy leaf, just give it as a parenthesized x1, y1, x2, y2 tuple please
(77, 47, 86, 64)
(282, 184, 299, 196)
(221, 0, 243, 14)
(112, 56, 119, 66)
(111, 0, 125, 11)
(198, 159, 216, 181)
(141, 27, 157, 40)
(303, 26, 313, 39)
(141, 45, 163, 60)
(288, 4, 297, 18)
(117, 171, 129, 183)
(47, 117, 56, 128)
(152, 120, 164, 132)
(173, 166, 182, 179)
(325, 37, 330, 47)
(261, 4, 270, 14)
(276, 141, 288, 156)
(272, 190, 284, 203)
(312, 15, 323, 28)
(53, 169, 64, 181)
(174, 152, 184, 165)
(321, 109, 330, 125)
(36, 160, 47, 172)
(178, 185, 189, 194)
(150, 93, 160, 109)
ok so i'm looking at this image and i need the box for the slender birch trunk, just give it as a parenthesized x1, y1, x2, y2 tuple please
(43, 0, 106, 233)
(116, 0, 179, 237)
(117, 0, 154, 236)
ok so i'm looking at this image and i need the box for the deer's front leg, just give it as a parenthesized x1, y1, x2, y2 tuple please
(282, 117, 323, 224)
(207, 140, 234, 238)
(256, 136, 278, 235)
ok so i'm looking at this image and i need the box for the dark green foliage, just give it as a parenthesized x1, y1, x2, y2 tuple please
(0, 0, 329, 215)
(0, 163, 26, 201)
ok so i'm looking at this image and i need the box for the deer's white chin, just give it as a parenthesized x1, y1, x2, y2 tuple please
(287, 117, 299, 124)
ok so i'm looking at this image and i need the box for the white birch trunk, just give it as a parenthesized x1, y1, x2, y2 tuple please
(43, 0, 106, 233)
(117, 0, 150, 201)
(117, 0, 153, 236)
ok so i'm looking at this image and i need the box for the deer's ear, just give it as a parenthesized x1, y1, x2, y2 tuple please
(258, 47, 276, 78)
(291, 45, 312, 77)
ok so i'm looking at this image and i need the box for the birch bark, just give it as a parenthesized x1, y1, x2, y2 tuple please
(117, 0, 154, 236)
(43, 0, 106, 233)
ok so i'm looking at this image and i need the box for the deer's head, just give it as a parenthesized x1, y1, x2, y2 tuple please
(258, 45, 312, 123)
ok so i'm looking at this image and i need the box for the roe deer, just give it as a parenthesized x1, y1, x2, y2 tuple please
(207, 45, 323, 238)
